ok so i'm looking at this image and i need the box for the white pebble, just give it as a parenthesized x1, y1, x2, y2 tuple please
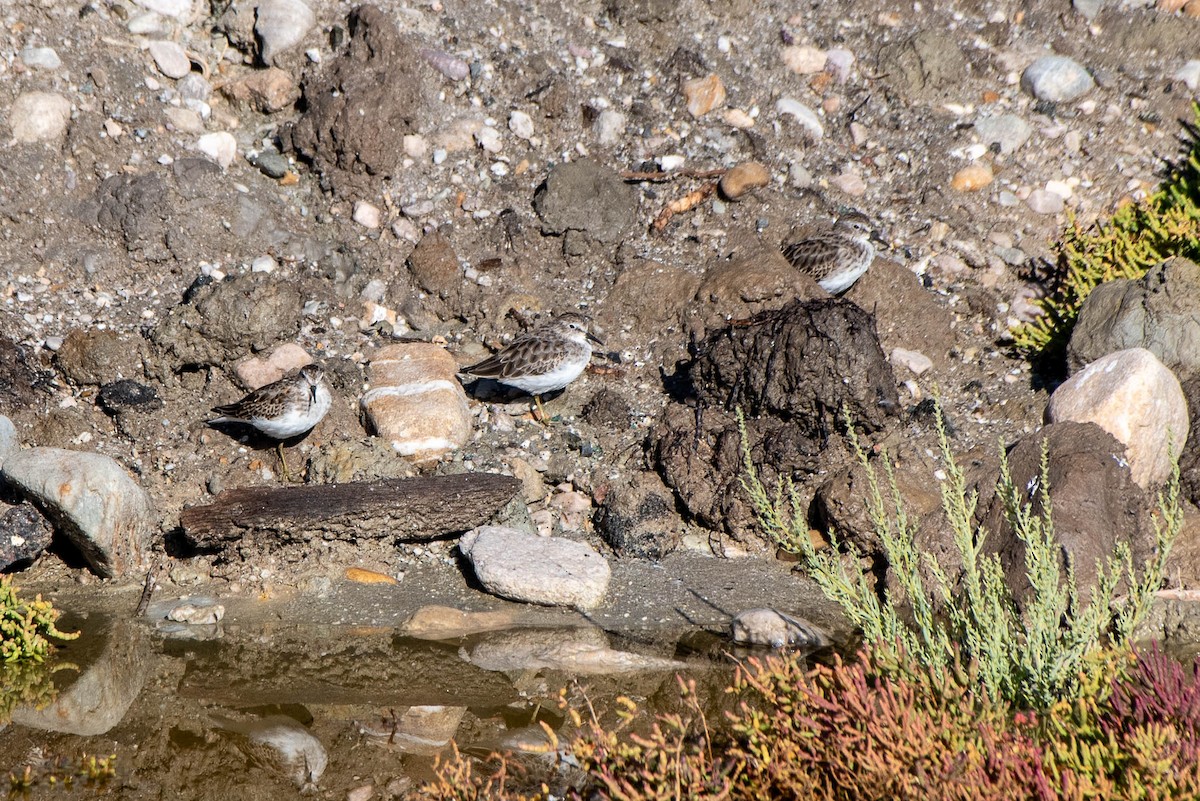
(659, 154, 686, 171)
(892, 348, 933, 376)
(595, 109, 626, 145)
(254, 0, 315, 64)
(508, 110, 535, 140)
(1045, 179, 1072, 199)
(475, 126, 502, 154)
(1020, 55, 1095, 103)
(131, 0, 193, 19)
(1026, 188, 1065, 215)
(196, 131, 237, 168)
(1176, 60, 1200, 92)
(251, 256, 278, 273)
(775, 97, 824, 140)
(353, 200, 382, 229)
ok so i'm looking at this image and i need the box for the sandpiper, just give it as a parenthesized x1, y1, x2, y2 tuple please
(780, 211, 884, 295)
(208, 363, 331, 481)
(461, 312, 602, 421)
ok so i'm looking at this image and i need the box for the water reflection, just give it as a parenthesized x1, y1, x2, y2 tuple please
(0, 611, 828, 797)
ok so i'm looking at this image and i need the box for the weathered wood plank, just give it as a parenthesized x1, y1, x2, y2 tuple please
(179, 473, 521, 550)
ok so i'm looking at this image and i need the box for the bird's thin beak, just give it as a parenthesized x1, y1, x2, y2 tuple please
(587, 331, 604, 347)
(310, 384, 318, 402)
(870, 229, 890, 247)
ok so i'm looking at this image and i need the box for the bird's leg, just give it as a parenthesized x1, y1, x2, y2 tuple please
(276, 442, 294, 483)
(533, 394, 549, 424)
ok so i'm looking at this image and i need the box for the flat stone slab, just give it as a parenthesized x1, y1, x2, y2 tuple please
(459, 525, 611, 610)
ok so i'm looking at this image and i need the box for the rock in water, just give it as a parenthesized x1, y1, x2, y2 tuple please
(1046, 348, 1188, 488)
(459, 525, 611, 610)
(361, 343, 471, 463)
(731, 608, 830, 649)
(1, 448, 154, 577)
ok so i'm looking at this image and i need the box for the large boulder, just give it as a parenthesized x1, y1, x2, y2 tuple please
(2, 448, 154, 578)
(1068, 257, 1200, 381)
(1046, 348, 1188, 489)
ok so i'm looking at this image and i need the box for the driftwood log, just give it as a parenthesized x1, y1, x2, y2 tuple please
(179, 473, 521, 551)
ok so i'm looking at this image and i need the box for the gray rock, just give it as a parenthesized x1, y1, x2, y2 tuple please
(974, 113, 1032, 154)
(19, 47, 61, 70)
(151, 273, 302, 368)
(1073, 0, 1104, 18)
(12, 621, 148, 735)
(249, 150, 290, 178)
(0, 501, 53, 569)
(1021, 56, 1095, 103)
(177, 73, 212, 101)
(255, 0, 315, 64)
(731, 608, 830, 649)
(1069, 257, 1200, 382)
(594, 472, 682, 559)
(533, 159, 638, 246)
(8, 92, 72, 143)
(148, 40, 190, 79)
(1046, 348, 1188, 489)
(2, 448, 154, 578)
(0, 414, 17, 466)
(459, 525, 611, 610)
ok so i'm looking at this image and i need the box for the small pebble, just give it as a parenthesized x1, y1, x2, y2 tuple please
(1175, 60, 1200, 92)
(781, 44, 827, 74)
(682, 73, 726, 117)
(508, 110, 534, 140)
(251, 256, 278, 273)
(166, 602, 225, 625)
(659, 154, 686, 171)
(1021, 55, 1095, 103)
(249, 150, 289, 178)
(475, 126, 502, 154)
(722, 108, 755, 128)
(832, 170, 866, 197)
(197, 132, 237, 168)
(1072, 0, 1104, 19)
(1026, 189, 1065, 214)
(421, 48, 470, 81)
(951, 164, 994, 192)
(353, 201, 382, 229)
(132, 0, 193, 19)
(148, 40, 190, 79)
(19, 47, 61, 70)
(974, 113, 1032, 154)
(8, 92, 72, 143)
(892, 348, 933, 376)
(775, 97, 824, 140)
(825, 48, 855, 82)
(594, 109, 626, 144)
(719, 161, 770, 200)
(177, 73, 212, 101)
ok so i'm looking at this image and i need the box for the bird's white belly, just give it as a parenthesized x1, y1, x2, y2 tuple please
(818, 261, 871, 295)
(253, 386, 331, 438)
(503, 358, 588, 395)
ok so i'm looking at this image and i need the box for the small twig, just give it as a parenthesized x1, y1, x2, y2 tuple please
(134, 560, 160, 617)
(620, 168, 727, 182)
(652, 181, 718, 232)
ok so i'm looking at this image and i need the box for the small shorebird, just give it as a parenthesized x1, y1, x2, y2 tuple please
(780, 210, 885, 295)
(461, 311, 603, 421)
(208, 363, 331, 481)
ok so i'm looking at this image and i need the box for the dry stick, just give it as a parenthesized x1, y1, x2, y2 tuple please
(620, 168, 727, 182)
(652, 182, 718, 232)
(134, 559, 160, 617)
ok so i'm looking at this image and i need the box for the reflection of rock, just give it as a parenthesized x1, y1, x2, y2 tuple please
(459, 525, 611, 610)
(12, 621, 147, 736)
(400, 605, 522, 640)
(731, 608, 830, 649)
(2, 448, 153, 578)
(210, 711, 327, 789)
(355, 705, 466, 755)
(465, 627, 685, 675)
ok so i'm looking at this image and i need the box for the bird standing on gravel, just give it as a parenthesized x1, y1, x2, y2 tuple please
(461, 312, 603, 422)
(780, 210, 886, 295)
(208, 363, 331, 481)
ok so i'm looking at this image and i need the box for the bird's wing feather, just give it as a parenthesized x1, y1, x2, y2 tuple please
(780, 234, 848, 273)
(464, 335, 564, 379)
